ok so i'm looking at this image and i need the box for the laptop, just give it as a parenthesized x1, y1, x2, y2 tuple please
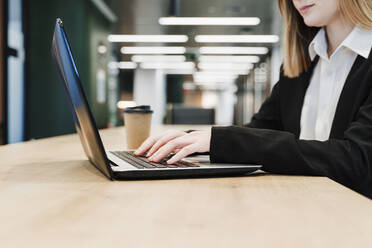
(51, 18, 262, 180)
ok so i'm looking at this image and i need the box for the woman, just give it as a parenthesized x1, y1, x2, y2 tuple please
(135, 0, 372, 197)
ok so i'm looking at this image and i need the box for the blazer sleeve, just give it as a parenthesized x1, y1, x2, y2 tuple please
(244, 78, 283, 130)
(210, 88, 372, 196)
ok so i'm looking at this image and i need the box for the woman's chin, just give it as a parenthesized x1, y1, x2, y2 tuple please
(303, 18, 324, 28)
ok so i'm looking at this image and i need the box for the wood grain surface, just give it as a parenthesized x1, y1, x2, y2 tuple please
(0, 125, 371, 248)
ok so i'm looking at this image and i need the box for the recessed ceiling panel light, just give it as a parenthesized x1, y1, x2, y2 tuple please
(195, 35, 279, 43)
(108, 35, 188, 43)
(199, 55, 260, 63)
(108, 61, 137, 69)
(198, 62, 253, 71)
(159, 17, 260, 26)
(164, 69, 195, 75)
(121, 46, 186, 54)
(200, 69, 251, 75)
(194, 72, 240, 78)
(140, 62, 195, 70)
(199, 46, 269, 55)
(132, 55, 186, 62)
(117, 101, 136, 109)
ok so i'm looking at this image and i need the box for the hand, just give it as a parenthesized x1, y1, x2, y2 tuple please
(134, 129, 187, 157)
(134, 129, 211, 164)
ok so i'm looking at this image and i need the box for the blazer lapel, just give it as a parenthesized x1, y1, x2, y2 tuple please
(329, 55, 367, 138)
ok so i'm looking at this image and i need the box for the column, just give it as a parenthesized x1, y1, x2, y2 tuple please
(133, 69, 166, 125)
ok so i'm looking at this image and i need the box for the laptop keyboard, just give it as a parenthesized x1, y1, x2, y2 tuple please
(111, 151, 200, 169)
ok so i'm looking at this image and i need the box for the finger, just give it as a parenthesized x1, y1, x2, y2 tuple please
(167, 144, 197, 164)
(134, 135, 161, 156)
(146, 132, 183, 157)
(149, 138, 190, 162)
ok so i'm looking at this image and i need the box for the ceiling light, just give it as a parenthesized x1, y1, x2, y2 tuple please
(117, 101, 136, 109)
(199, 55, 260, 63)
(108, 61, 137, 69)
(200, 69, 251, 75)
(131, 55, 186, 63)
(164, 69, 195, 75)
(194, 72, 240, 78)
(108, 35, 188, 43)
(159, 17, 260, 26)
(121, 46, 186, 54)
(195, 35, 279, 43)
(200, 46, 269, 55)
(140, 62, 195, 70)
(198, 62, 253, 71)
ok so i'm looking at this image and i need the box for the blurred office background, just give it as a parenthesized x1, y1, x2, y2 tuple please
(0, 0, 283, 145)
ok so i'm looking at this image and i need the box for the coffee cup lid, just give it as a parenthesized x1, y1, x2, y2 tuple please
(123, 105, 153, 113)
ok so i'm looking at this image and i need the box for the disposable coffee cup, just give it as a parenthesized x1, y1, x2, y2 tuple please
(123, 105, 153, 150)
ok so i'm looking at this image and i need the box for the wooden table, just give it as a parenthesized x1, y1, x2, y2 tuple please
(1, 125, 372, 248)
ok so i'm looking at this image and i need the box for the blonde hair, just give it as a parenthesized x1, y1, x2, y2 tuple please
(277, 0, 372, 78)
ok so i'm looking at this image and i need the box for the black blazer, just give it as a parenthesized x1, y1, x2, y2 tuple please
(210, 48, 372, 198)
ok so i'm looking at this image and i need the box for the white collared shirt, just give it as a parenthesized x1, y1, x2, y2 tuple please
(299, 27, 372, 141)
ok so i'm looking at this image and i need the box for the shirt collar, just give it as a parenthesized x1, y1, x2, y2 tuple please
(309, 28, 328, 61)
(308, 26, 372, 61)
(342, 26, 372, 59)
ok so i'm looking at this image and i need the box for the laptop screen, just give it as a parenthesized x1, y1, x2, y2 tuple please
(51, 18, 113, 179)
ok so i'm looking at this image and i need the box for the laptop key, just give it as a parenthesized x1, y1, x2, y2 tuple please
(128, 152, 186, 168)
(113, 151, 170, 169)
(112, 152, 146, 169)
(135, 155, 167, 168)
(113, 151, 200, 169)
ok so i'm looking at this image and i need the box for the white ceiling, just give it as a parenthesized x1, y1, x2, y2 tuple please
(106, 0, 282, 58)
